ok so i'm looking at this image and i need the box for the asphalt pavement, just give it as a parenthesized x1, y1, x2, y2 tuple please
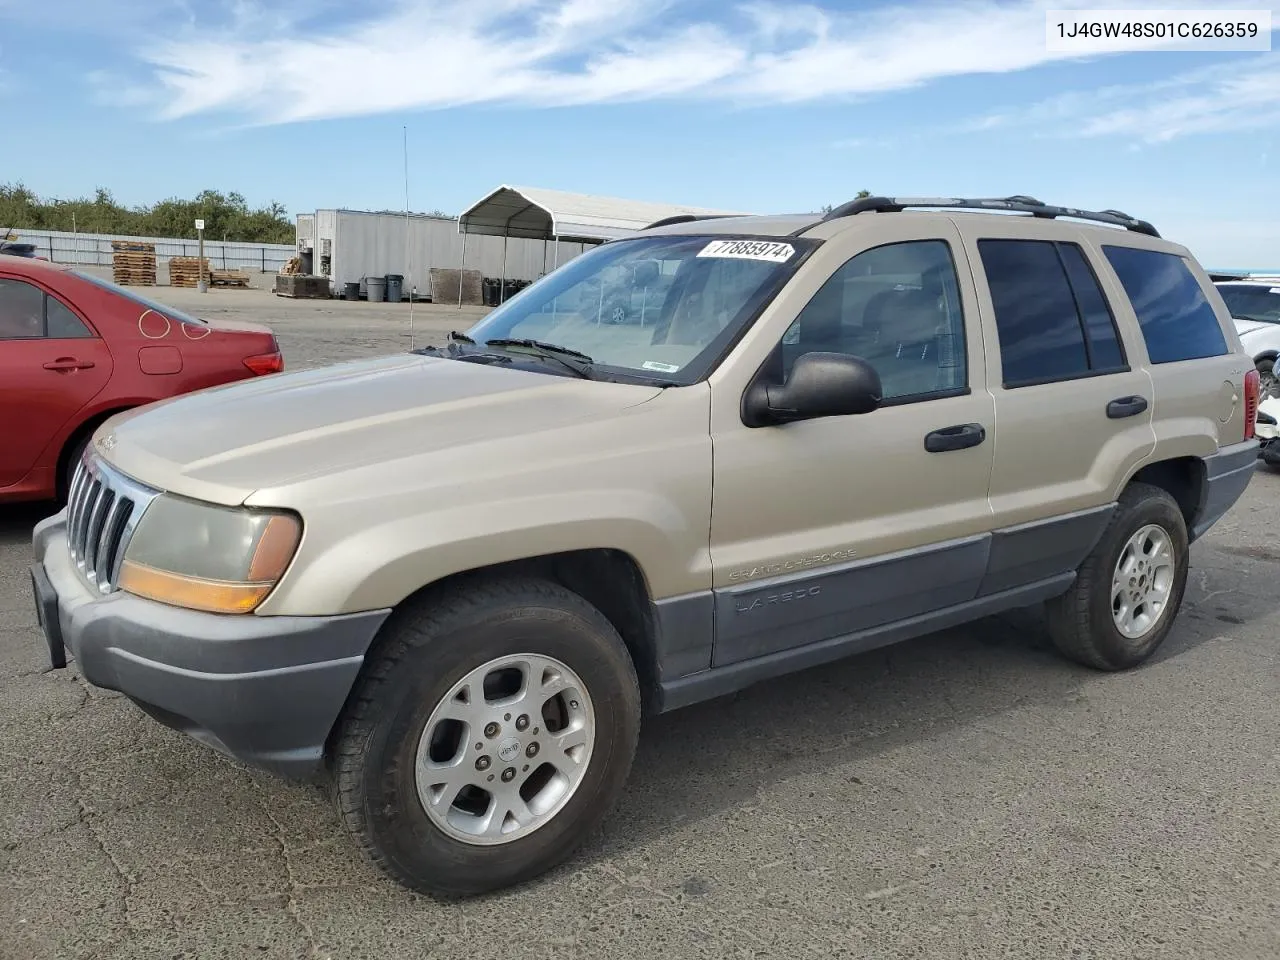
(2, 290, 1278, 960)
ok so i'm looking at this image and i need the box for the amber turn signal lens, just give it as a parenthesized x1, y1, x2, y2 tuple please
(247, 514, 302, 582)
(118, 561, 274, 614)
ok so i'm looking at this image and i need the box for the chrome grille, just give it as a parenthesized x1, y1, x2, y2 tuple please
(66, 454, 159, 594)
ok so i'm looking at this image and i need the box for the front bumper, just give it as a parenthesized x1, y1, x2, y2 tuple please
(31, 511, 390, 778)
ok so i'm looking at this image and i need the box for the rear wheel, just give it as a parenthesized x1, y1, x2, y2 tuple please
(1045, 482, 1189, 671)
(1257, 357, 1276, 400)
(331, 578, 641, 897)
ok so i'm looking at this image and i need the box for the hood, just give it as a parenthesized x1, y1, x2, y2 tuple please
(96, 353, 663, 504)
(1234, 318, 1278, 338)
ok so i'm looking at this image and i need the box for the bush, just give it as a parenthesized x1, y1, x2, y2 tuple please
(0, 183, 295, 244)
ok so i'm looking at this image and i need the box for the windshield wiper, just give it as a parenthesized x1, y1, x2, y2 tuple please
(448, 330, 476, 343)
(483, 338, 595, 379)
(1236, 314, 1279, 324)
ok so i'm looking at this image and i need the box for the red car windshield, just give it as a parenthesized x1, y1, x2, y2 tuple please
(72, 269, 208, 325)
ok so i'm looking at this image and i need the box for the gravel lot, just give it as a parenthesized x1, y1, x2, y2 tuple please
(2, 286, 1279, 960)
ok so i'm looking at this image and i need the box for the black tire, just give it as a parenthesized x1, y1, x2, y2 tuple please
(331, 577, 641, 897)
(60, 432, 91, 503)
(1044, 482, 1189, 671)
(1258, 357, 1276, 400)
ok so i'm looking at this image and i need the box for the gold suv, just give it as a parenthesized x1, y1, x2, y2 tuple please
(31, 196, 1260, 896)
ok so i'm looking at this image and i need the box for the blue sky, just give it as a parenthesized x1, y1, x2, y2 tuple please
(0, 0, 1277, 266)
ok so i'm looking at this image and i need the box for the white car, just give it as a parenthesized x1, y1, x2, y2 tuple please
(1214, 278, 1280, 398)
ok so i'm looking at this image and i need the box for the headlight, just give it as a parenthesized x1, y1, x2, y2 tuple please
(118, 496, 301, 614)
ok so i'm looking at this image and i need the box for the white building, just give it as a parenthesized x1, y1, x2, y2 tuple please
(296, 185, 747, 300)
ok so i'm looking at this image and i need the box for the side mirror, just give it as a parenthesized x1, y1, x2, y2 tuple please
(743, 352, 882, 427)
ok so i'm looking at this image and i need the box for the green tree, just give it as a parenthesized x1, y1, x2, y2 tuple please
(0, 184, 297, 243)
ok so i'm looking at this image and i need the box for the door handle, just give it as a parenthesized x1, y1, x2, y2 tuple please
(43, 358, 94, 371)
(1106, 395, 1148, 419)
(924, 423, 987, 453)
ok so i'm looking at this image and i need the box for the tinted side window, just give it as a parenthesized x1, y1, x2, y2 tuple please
(46, 296, 93, 339)
(1103, 246, 1228, 364)
(779, 240, 967, 402)
(1058, 244, 1125, 370)
(0, 278, 45, 339)
(979, 239, 1089, 385)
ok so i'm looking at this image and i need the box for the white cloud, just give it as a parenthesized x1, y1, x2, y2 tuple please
(68, 0, 1274, 126)
(966, 55, 1280, 143)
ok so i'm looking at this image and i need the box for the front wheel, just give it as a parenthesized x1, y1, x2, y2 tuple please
(60, 432, 91, 504)
(331, 578, 641, 897)
(1044, 482, 1189, 671)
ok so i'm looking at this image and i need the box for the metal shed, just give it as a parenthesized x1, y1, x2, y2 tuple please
(458, 184, 746, 243)
(455, 185, 747, 304)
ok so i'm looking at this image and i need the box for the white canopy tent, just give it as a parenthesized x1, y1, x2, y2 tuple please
(455, 184, 748, 305)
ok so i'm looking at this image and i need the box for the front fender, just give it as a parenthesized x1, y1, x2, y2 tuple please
(257, 489, 710, 616)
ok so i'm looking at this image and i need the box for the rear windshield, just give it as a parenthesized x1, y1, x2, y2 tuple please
(1218, 284, 1280, 325)
(72, 270, 207, 325)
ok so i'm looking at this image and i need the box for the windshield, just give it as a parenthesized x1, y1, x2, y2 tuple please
(72, 269, 208, 325)
(464, 235, 815, 383)
(1219, 284, 1280, 324)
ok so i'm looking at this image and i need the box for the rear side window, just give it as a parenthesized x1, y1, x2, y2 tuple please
(0, 278, 94, 339)
(978, 239, 1128, 387)
(0, 278, 44, 339)
(1103, 246, 1228, 364)
(1058, 244, 1124, 370)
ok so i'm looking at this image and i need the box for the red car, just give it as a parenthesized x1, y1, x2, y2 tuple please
(0, 258, 282, 504)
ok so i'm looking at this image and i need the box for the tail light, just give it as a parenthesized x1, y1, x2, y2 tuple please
(243, 352, 284, 376)
(1244, 368, 1259, 440)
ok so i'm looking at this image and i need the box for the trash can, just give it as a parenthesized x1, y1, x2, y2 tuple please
(385, 274, 404, 303)
(366, 275, 386, 303)
(343, 281, 360, 301)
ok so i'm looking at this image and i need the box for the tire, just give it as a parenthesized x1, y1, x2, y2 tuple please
(1045, 482, 1189, 671)
(1258, 357, 1276, 400)
(331, 577, 641, 897)
(61, 432, 91, 503)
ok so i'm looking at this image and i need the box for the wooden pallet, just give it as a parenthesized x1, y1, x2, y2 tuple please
(428, 267, 483, 306)
(210, 269, 250, 288)
(168, 256, 210, 288)
(112, 248, 157, 286)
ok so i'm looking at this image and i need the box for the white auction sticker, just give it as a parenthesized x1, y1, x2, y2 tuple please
(697, 239, 795, 263)
(641, 360, 680, 373)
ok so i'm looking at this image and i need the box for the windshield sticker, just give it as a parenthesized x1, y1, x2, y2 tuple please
(697, 239, 795, 264)
(642, 360, 681, 373)
(1271, 287, 1280, 294)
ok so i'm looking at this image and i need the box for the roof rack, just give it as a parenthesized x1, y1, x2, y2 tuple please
(641, 213, 736, 230)
(816, 195, 1160, 238)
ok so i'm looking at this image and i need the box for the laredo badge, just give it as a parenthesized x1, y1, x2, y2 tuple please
(697, 239, 796, 264)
